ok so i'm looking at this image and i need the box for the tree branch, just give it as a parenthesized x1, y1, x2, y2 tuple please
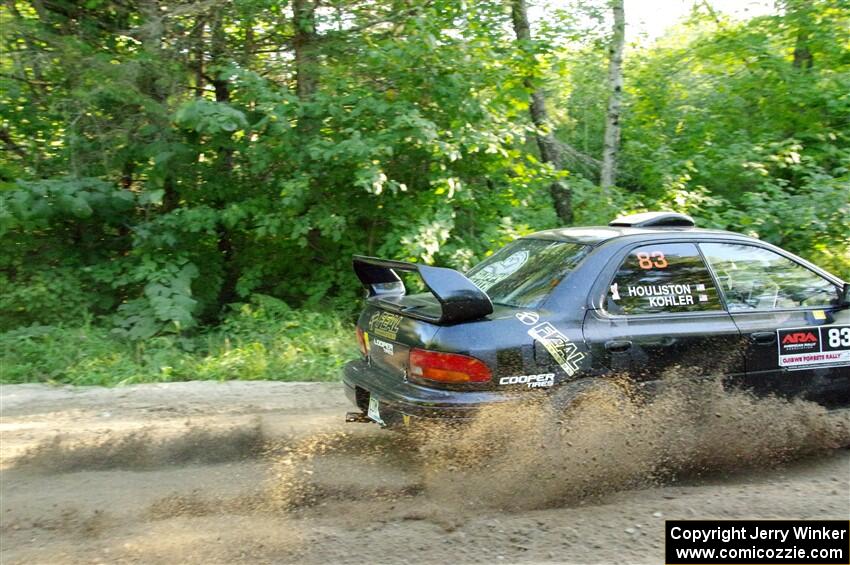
(0, 128, 27, 158)
(556, 140, 601, 168)
(0, 72, 50, 87)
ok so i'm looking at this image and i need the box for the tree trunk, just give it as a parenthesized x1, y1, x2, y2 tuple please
(510, 0, 572, 224)
(210, 13, 228, 100)
(137, 0, 178, 211)
(292, 0, 319, 100)
(792, 30, 813, 69)
(210, 11, 239, 312)
(210, 11, 232, 170)
(785, 0, 813, 70)
(242, 16, 255, 66)
(600, 0, 625, 190)
(191, 17, 206, 96)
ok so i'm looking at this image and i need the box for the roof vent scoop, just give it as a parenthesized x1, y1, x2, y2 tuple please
(609, 211, 696, 228)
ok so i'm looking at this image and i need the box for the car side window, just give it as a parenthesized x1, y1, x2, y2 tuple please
(700, 243, 838, 311)
(606, 243, 723, 315)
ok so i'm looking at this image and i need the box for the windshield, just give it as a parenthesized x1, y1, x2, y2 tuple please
(467, 239, 589, 308)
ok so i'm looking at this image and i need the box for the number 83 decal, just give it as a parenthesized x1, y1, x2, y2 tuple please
(636, 251, 668, 270)
(827, 327, 850, 349)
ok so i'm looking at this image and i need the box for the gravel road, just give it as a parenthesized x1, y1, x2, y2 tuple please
(1, 381, 848, 564)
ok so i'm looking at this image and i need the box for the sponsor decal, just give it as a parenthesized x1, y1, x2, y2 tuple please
(372, 338, 394, 356)
(499, 373, 555, 389)
(470, 250, 529, 291)
(648, 295, 694, 307)
(527, 322, 586, 377)
(824, 326, 850, 351)
(368, 311, 403, 340)
(614, 282, 712, 308)
(781, 331, 818, 349)
(627, 283, 693, 297)
(778, 325, 850, 369)
(780, 351, 850, 368)
(515, 311, 540, 326)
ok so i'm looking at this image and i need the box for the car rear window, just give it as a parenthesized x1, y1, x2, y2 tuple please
(467, 239, 589, 308)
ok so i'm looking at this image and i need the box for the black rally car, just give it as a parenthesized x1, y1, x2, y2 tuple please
(343, 212, 850, 426)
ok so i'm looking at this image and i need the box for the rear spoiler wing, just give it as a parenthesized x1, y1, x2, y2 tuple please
(352, 255, 493, 325)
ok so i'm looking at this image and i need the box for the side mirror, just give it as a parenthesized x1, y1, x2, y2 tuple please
(842, 283, 850, 308)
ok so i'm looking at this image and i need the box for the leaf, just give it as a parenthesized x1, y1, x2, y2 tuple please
(69, 196, 93, 218)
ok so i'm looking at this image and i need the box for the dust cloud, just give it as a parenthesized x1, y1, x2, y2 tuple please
(416, 375, 849, 512)
(11, 377, 849, 515)
(12, 421, 267, 473)
(3, 378, 848, 564)
(263, 375, 849, 515)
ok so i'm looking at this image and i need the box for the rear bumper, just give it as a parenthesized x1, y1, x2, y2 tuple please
(342, 359, 520, 425)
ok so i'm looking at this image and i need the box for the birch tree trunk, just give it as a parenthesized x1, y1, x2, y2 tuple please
(600, 0, 625, 190)
(510, 0, 573, 224)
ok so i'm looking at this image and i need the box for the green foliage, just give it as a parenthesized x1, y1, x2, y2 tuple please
(0, 0, 848, 388)
(111, 261, 201, 340)
(174, 99, 249, 135)
(0, 270, 98, 330)
(0, 177, 134, 229)
(0, 296, 354, 385)
(560, 0, 850, 279)
(1, 0, 563, 341)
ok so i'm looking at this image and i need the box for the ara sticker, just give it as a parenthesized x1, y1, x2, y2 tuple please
(527, 322, 586, 377)
(470, 250, 529, 291)
(499, 373, 555, 389)
(778, 325, 850, 369)
(368, 311, 403, 340)
(515, 311, 540, 326)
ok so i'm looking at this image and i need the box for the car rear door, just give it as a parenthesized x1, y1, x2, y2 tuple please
(582, 241, 745, 387)
(699, 242, 850, 408)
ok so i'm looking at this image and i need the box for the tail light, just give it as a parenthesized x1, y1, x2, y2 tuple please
(408, 348, 491, 383)
(356, 327, 368, 357)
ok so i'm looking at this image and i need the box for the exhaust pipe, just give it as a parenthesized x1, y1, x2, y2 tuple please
(345, 411, 374, 423)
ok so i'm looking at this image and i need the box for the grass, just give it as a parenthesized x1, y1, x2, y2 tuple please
(0, 295, 355, 386)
